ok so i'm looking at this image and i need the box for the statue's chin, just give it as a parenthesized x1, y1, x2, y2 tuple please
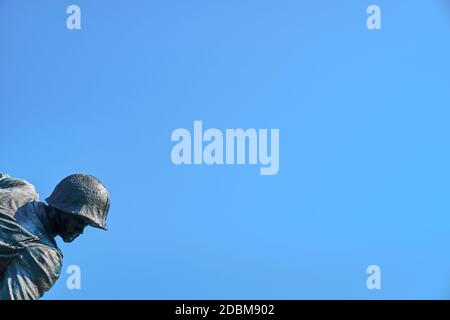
(62, 234, 79, 243)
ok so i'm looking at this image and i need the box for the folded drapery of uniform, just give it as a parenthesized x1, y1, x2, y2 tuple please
(0, 173, 62, 300)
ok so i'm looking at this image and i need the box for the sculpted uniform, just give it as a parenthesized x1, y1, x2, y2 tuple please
(0, 173, 109, 300)
(0, 173, 62, 299)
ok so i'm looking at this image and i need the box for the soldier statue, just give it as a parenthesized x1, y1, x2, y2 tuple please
(0, 172, 110, 300)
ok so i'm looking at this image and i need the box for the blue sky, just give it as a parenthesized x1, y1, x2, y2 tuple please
(1, 0, 450, 299)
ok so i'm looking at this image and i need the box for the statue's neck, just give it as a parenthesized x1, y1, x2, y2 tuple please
(44, 205, 60, 239)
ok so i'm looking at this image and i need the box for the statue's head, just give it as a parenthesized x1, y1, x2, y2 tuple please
(46, 174, 110, 243)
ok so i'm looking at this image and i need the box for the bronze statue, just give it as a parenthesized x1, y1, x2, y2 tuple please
(0, 173, 110, 300)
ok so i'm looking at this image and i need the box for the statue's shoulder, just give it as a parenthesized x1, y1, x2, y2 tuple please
(2, 244, 64, 299)
(0, 173, 39, 215)
(24, 244, 63, 277)
(0, 173, 38, 194)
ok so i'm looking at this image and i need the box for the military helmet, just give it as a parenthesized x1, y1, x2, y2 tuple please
(46, 174, 110, 230)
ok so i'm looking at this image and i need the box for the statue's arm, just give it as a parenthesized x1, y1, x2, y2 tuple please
(0, 173, 24, 188)
(0, 259, 42, 300)
(0, 173, 38, 195)
(0, 246, 62, 300)
(0, 173, 40, 216)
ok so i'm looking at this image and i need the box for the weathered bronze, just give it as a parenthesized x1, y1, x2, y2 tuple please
(0, 173, 110, 300)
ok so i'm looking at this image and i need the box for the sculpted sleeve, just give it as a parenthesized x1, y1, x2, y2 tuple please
(0, 173, 39, 217)
(0, 245, 62, 300)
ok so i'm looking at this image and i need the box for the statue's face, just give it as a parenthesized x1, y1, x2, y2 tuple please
(57, 211, 89, 243)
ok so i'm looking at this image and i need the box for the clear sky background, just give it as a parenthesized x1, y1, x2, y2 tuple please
(1, 0, 450, 299)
